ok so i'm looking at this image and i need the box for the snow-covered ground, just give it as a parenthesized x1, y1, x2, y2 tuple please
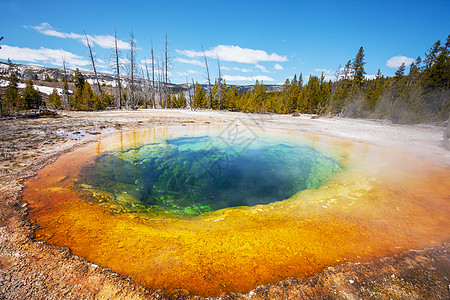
(0, 79, 70, 95)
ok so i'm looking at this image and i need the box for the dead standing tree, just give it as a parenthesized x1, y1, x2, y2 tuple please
(202, 46, 212, 109)
(114, 26, 123, 109)
(157, 59, 164, 107)
(191, 79, 196, 110)
(84, 31, 102, 96)
(61, 56, 69, 109)
(142, 39, 157, 109)
(186, 76, 192, 110)
(128, 30, 136, 109)
(217, 55, 223, 110)
(151, 40, 156, 108)
(143, 59, 152, 108)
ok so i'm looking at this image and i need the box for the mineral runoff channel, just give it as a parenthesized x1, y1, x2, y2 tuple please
(22, 125, 450, 297)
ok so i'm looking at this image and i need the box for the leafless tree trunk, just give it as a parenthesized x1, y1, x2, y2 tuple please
(144, 59, 151, 108)
(217, 55, 222, 110)
(84, 31, 102, 96)
(186, 76, 192, 110)
(129, 30, 136, 109)
(61, 56, 69, 109)
(202, 46, 212, 109)
(191, 79, 196, 110)
(157, 58, 163, 108)
(151, 40, 156, 109)
(114, 26, 123, 109)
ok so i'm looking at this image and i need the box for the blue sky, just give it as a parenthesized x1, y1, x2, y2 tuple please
(1, 0, 449, 85)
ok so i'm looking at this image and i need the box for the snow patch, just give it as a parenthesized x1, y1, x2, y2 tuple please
(0, 79, 70, 95)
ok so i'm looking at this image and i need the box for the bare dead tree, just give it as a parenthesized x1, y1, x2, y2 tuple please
(61, 56, 69, 109)
(186, 76, 192, 110)
(151, 39, 156, 109)
(202, 45, 212, 109)
(191, 79, 196, 110)
(157, 52, 164, 107)
(84, 31, 102, 95)
(114, 26, 123, 109)
(144, 59, 151, 108)
(129, 30, 136, 109)
(217, 55, 223, 110)
(158, 57, 164, 108)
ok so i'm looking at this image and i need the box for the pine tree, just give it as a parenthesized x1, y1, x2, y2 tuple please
(352, 47, 366, 86)
(365, 71, 386, 112)
(22, 79, 42, 109)
(421, 35, 450, 120)
(194, 83, 206, 108)
(71, 85, 84, 110)
(82, 83, 95, 110)
(74, 68, 85, 90)
(395, 63, 406, 79)
(225, 86, 239, 111)
(318, 74, 331, 114)
(48, 89, 62, 109)
(3, 71, 23, 114)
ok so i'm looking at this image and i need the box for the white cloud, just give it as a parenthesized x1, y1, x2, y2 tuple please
(365, 74, 377, 80)
(320, 73, 377, 82)
(0, 45, 90, 68)
(177, 45, 288, 64)
(222, 75, 275, 82)
(140, 58, 152, 64)
(255, 64, 269, 73)
(89, 34, 129, 49)
(386, 55, 415, 68)
(235, 67, 252, 73)
(26, 22, 129, 49)
(315, 68, 332, 74)
(274, 63, 283, 70)
(223, 66, 252, 72)
(176, 69, 198, 76)
(174, 57, 205, 67)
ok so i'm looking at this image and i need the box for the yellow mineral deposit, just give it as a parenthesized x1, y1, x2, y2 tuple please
(22, 126, 450, 297)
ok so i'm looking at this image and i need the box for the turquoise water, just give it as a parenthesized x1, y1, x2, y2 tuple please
(78, 133, 342, 216)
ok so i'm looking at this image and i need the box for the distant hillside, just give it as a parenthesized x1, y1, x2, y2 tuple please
(0, 61, 282, 95)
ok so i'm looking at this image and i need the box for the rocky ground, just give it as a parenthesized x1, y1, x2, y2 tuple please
(0, 109, 449, 299)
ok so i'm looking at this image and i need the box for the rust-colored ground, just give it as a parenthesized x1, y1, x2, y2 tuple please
(1, 110, 449, 299)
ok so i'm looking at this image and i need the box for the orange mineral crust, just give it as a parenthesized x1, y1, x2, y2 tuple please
(22, 126, 450, 297)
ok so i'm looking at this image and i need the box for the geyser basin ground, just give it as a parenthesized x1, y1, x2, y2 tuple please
(22, 125, 450, 297)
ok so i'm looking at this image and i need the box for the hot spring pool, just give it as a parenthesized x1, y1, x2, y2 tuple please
(23, 125, 450, 296)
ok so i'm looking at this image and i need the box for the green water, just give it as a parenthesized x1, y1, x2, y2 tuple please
(78, 134, 342, 216)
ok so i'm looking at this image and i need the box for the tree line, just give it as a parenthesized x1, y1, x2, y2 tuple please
(186, 35, 449, 123)
(1, 34, 448, 123)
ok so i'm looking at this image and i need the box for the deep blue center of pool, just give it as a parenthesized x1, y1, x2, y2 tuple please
(78, 135, 341, 215)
